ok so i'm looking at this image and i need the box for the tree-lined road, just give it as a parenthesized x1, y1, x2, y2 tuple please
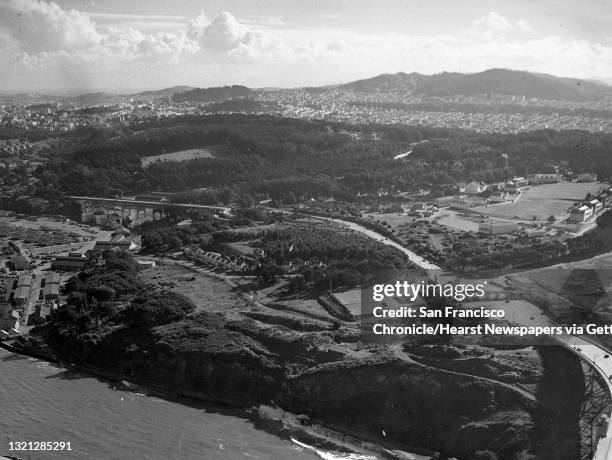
(325, 217, 442, 270)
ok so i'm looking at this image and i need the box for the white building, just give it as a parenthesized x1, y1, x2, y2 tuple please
(464, 181, 488, 194)
(527, 173, 561, 185)
(568, 205, 593, 223)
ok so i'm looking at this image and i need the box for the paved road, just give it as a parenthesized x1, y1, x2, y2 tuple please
(262, 207, 441, 270)
(326, 217, 442, 270)
(322, 215, 612, 458)
(553, 334, 612, 459)
(270, 206, 612, 456)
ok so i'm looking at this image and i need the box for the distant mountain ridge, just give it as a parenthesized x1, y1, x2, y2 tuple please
(339, 72, 427, 93)
(3, 69, 612, 105)
(0, 85, 245, 106)
(0, 93, 63, 105)
(338, 68, 612, 101)
(172, 85, 251, 103)
(135, 86, 194, 99)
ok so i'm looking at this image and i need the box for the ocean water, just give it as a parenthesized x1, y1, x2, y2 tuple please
(0, 349, 375, 460)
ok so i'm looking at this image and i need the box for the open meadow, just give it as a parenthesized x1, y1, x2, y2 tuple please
(472, 182, 604, 221)
(141, 148, 216, 168)
(138, 261, 246, 315)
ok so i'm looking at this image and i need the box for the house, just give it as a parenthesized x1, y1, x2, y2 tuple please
(380, 202, 402, 213)
(504, 181, 517, 192)
(568, 205, 593, 223)
(523, 227, 547, 238)
(588, 199, 603, 214)
(576, 173, 597, 182)
(51, 254, 88, 271)
(437, 195, 486, 209)
(6, 275, 33, 306)
(464, 181, 487, 194)
(93, 214, 110, 225)
(403, 203, 439, 218)
(527, 173, 560, 185)
(504, 177, 528, 191)
(512, 177, 528, 187)
(42, 272, 60, 299)
(502, 177, 528, 192)
(488, 181, 506, 191)
(0, 310, 20, 333)
(32, 300, 56, 324)
(175, 219, 192, 227)
(10, 255, 28, 271)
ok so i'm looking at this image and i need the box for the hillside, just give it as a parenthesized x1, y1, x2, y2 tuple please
(134, 86, 194, 99)
(338, 68, 612, 101)
(339, 72, 426, 93)
(172, 85, 251, 103)
(72, 92, 123, 106)
(0, 93, 63, 105)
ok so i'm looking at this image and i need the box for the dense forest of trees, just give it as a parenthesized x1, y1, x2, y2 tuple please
(51, 250, 195, 333)
(27, 115, 612, 206)
(257, 227, 409, 271)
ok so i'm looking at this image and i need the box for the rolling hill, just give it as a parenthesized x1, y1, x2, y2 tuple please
(172, 85, 251, 103)
(134, 86, 194, 99)
(338, 68, 612, 101)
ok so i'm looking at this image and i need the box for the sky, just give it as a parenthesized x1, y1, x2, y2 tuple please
(1, 0, 611, 93)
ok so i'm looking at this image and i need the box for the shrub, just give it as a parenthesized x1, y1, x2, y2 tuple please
(124, 291, 196, 327)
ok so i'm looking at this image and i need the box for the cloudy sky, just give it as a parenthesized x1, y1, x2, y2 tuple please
(1, 0, 611, 93)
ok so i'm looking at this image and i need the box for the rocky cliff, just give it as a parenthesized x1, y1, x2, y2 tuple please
(41, 310, 583, 460)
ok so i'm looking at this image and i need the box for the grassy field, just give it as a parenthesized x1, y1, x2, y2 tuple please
(141, 148, 216, 168)
(436, 210, 480, 232)
(472, 182, 604, 221)
(138, 262, 245, 314)
(362, 212, 424, 234)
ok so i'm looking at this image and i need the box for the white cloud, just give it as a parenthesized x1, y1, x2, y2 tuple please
(88, 12, 188, 22)
(471, 12, 531, 39)
(474, 11, 512, 33)
(240, 16, 286, 28)
(516, 20, 531, 32)
(187, 11, 209, 40)
(0, 0, 101, 53)
(0, 1, 610, 92)
(189, 11, 294, 61)
(199, 12, 251, 52)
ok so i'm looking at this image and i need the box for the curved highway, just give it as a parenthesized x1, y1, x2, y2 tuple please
(548, 334, 612, 460)
(323, 217, 441, 270)
(322, 214, 612, 459)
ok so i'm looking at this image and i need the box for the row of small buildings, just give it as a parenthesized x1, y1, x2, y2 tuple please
(0, 272, 60, 332)
(457, 176, 530, 195)
(477, 221, 561, 238)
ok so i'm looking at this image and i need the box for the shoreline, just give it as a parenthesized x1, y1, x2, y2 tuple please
(0, 340, 430, 460)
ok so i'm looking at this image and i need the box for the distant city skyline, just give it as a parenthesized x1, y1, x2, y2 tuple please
(1, 0, 611, 93)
